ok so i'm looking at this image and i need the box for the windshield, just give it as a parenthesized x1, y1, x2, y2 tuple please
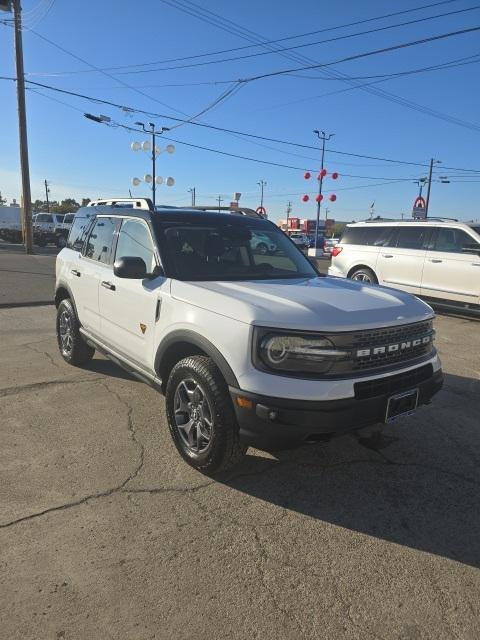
(155, 218, 317, 281)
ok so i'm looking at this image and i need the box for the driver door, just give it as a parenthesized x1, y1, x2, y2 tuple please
(99, 216, 167, 373)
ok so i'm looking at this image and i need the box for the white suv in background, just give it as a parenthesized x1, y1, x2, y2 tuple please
(328, 219, 480, 315)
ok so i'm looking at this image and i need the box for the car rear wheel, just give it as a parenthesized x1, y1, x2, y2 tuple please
(56, 298, 95, 366)
(165, 355, 247, 474)
(349, 267, 378, 284)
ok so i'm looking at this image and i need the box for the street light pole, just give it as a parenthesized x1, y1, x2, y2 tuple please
(313, 129, 334, 253)
(135, 121, 169, 208)
(12, 0, 33, 253)
(188, 187, 196, 206)
(257, 180, 266, 209)
(217, 195, 223, 212)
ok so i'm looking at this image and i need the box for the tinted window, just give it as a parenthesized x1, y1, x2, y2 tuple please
(63, 214, 74, 224)
(43, 214, 53, 223)
(432, 228, 479, 253)
(394, 227, 430, 250)
(340, 226, 392, 246)
(55, 214, 65, 222)
(115, 218, 156, 272)
(67, 216, 93, 251)
(470, 225, 480, 236)
(84, 217, 117, 264)
(157, 221, 316, 281)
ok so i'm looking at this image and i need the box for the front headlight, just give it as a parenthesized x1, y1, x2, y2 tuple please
(254, 330, 350, 375)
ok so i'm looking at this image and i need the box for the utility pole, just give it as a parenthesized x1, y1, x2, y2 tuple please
(44, 179, 50, 213)
(313, 129, 334, 254)
(257, 180, 266, 209)
(11, 0, 33, 253)
(217, 195, 223, 212)
(286, 201, 291, 230)
(188, 187, 196, 206)
(425, 158, 441, 218)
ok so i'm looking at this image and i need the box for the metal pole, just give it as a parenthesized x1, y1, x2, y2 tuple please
(151, 125, 156, 208)
(44, 179, 50, 213)
(314, 135, 327, 252)
(286, 201, 291, 230)
(13, 0, 33, 253)
(217, 195, 222, 212)
(425, 159, 434, 218)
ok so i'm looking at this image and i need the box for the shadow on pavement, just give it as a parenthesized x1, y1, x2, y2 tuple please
(220, 372, 480, 568)
(83, 357, 142, 382)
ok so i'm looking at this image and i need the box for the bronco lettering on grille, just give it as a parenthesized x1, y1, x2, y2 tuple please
(356, 335, 431, 358)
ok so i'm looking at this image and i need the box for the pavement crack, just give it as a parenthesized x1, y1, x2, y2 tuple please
(0, 381, 146, 529)
(0, 376, 106, 398)
(25, 342, 61, 370)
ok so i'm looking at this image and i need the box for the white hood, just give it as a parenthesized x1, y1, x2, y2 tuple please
(171, 276, 433, 332)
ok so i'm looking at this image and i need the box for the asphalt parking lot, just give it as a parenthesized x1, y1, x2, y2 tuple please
(0, 304, 479, 639)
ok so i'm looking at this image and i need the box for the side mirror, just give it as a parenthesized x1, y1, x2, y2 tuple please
(114, 256, 147, 279)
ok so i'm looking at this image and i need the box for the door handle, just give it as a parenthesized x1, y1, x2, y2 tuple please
(382, 254, 393, 258)
(429, 259, 443, 263)
(71, 269, 81, 277)
(101, 281, 116, 291)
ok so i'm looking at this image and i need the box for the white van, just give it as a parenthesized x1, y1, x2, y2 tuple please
(328, 219, 480, 314)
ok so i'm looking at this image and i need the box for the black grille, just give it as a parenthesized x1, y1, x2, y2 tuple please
(350, 320, 433, 371)
(354, 364, 433, 400)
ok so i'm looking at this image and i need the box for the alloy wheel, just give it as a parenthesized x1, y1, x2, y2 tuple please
(173, 379, 214, 454)
(59, 309, 74, 355)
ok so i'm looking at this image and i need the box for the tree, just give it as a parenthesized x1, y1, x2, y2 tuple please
(51, 198, 80, 214)
(81, 198, 91, 207)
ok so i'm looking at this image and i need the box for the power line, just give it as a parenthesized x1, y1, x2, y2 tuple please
(24, 0, 463, 75)
(165, 0, 480, 135)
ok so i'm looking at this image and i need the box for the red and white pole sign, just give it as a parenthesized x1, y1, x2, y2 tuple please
(256, 206, 267, 218)
(412, 196, 426, 219)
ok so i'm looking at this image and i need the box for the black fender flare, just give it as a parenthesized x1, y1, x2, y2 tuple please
(55, 281, 78, 316)
(155, 329, 239, 388)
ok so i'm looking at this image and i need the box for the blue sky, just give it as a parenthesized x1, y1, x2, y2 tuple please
(1, 0, 479, 222)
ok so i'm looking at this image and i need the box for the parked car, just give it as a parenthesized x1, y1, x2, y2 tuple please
(323, 237, 339, 256)
(289, 232, 309, 249)
(307, 234, 325, 249)
(33, 212, 69, 248)
(55, 198, 443, 474)
(250, 231, 277, 255)
(328, 218, 480, 315)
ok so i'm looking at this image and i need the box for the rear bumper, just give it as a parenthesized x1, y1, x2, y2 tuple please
(230, 365, 443, 450)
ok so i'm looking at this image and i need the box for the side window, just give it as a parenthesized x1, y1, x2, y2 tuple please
(67, 216, 92, 251)
(395, 227, 430, 250)
(44, 214, 53, 223)
(432, 228, 479, 254)
(36, 214, 45, 223)
(84, 217, 117, 264)
(115, 218, 156, 272)
(339, 227, 366, 245)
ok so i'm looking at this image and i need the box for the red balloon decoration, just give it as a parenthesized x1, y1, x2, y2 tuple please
(320, 169, 327, 177)
(332, 172, 339, 180)
(304, 171, 311, 179)
(329, 194, 337, 202)
(315, 194, 323, 203)
(302, 194, 309, 202)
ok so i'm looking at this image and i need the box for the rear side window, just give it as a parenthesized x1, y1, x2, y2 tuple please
(340, 226, 392, 246)
(393, 227, 431, 250)
(84, 217, 117, 264)
(67, 216, 92, 251)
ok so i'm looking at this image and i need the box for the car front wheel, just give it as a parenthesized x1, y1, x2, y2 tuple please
(165, 355, 247, 474)
(56, 298, 95, 366)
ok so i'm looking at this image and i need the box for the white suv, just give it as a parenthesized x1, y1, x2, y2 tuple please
(55, 199, 443, 474)
(328, 219, 480, 314)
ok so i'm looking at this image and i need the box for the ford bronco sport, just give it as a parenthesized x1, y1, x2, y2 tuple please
(55, 199, 443, 474)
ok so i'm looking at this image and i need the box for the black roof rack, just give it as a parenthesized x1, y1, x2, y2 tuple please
(187, 205, 263, 218)
(358, 216, 459, 223)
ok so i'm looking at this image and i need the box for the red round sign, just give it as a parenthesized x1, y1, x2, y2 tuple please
(256, 206, 267, 215)
(414, 196, 426, 208)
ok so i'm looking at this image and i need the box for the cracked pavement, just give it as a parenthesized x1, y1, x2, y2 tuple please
(0, 306, 479, 639)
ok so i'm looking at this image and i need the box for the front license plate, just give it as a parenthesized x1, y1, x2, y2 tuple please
(385, 388, 419, 423)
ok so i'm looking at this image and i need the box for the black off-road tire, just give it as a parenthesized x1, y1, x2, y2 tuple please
(349, 267, 378, 284)
(56, 298, 95, 366)
(165, 355, 247, 474)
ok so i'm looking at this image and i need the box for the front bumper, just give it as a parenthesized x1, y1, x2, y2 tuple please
(230, 365, 443, 450)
